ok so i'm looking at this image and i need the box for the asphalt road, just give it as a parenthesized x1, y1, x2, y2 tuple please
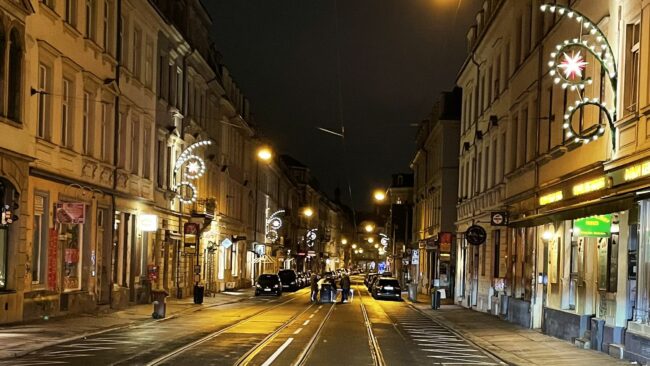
(2, 276, 504, 366)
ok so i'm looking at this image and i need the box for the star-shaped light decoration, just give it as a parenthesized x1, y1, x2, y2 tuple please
(187, 161, 201, 175)
(558, 51, 588, 80)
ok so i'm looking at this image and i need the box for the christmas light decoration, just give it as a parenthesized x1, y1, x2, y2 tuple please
(541, 3, 618, 147)
(173, 140, 212, 203)
(306, 228, 318, 247)
(265, 210, 285, 243)
(379, 233, 390, 247)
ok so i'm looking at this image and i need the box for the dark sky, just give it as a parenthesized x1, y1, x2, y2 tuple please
(203, 0, 481, 210)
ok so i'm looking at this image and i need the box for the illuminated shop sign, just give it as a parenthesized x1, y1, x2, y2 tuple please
(139, 214, 158, 232)
(572, 177, 605, 196)
(573, 214, 611, 237)
(624, 160, 650, 182)
(539, 191, 563, 206)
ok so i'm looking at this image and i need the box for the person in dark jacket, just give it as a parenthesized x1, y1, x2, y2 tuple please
(328, 276, 338, 303)
(310, 274, 319, 302)
(340, 274, 351, 303)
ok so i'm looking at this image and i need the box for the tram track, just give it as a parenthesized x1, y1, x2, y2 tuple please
(145, 292, 307, 366)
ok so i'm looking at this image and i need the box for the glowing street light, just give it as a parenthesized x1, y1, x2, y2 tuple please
(374, 243, 379, 248)
(351, 244, 357, 249)
(373, 190, 386, 202)
(367, 237, 374, 243)
(341, 238, 348, 245)
(365, 224, 374, 233)
(257, 146, 273, 162)
(359, 249, 364, 254)
(302, 207, 314, 218)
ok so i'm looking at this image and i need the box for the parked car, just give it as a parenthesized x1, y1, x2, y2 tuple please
(255, 274, 282, 297)
(300, 272, 311, 287)
(278, 269, 300, 291)
(371, 277, 401, 300)
(364, 273, 378, 289)
(368, 274, 380, 291)
(380, 271, 393, 277)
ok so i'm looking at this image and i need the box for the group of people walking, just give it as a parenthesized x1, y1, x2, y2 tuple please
(310, 273, 352, 303)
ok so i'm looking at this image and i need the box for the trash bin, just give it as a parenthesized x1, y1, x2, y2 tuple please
(151, 290, 169, 319)
(408, 283, 418, 302)
(431, 288, 441, 310)
(320, 283, 333, 303)
(193, 284, 204, 305)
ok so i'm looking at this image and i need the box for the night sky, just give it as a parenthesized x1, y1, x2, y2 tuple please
(203, 0, 481, 210)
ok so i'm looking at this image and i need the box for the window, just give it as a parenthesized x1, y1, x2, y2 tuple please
(119, 15, 126, 64)
(82, 92, 92, 155)
(142, 125, 151, 179)
(100, 102, 111, 162)
(130, 116, 139, 174)
(64, 0, 76, 26)
(492, 230, 500, 278)
(7, 30, 21, 122)
(32, 193, 48, 284)
(61, 79, 73, 148)
(117, 112, 126, 168)
(132, 28, 141, 79)
(493, 56, 500, 98)
(156, 138, 165, 188)
(58, 220, 84, 292)
(144, 40, 153, 87)
(176, 68, 182, 107)
(509, 115, 518, 172)
(624, 22, 640, 115)
(102, 0, 111, 52)
(85, 0, 96, 39)
(37, 64, 51, 140)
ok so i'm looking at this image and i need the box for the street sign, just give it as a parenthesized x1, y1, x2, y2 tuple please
(490, 212, 508, 226)
(466, 225, 487, 245)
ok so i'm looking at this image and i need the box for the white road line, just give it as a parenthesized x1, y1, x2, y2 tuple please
(309, 314, 315, 319)
(261, 337, 294, 366)
(293, 328, 303, 334)
(318, 305, 323, 309)
(303, 320, 310, 325)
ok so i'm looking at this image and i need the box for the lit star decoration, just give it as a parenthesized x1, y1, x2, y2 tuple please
(558, 51, 587, 80)
(540, 3, 618, 148)
(173, 140, 212, 203)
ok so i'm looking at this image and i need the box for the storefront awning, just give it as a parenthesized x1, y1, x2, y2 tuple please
(509, 193, 635, 228)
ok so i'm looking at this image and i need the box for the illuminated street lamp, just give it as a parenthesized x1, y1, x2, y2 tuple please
(359, 249, 364, 254)
(341, 238, 348, 245)
(374, 243, 379, 249)
(373, 190, 386, 202)
(351, 243, 357, 249)
(257, 146, 273, 162)
(367, 237, 374, 243)
(302, 207, 314, 218)
(365, 224, 374, 233)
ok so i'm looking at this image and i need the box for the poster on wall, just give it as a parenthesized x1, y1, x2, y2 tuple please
(55, 203, 85, 224)
(47, 228, 58, 291)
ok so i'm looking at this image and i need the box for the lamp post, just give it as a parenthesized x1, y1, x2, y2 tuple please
(254, 146, 272, 280)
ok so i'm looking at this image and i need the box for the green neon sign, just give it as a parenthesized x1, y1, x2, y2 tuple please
(574, 214, 612, 237)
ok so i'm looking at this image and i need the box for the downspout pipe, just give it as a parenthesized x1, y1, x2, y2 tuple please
(109, 0, 122, 308)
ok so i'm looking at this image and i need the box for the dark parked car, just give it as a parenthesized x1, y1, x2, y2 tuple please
(365, 273, 378, 289)
(255, 274, 282, 296)
(278, 269, 300, 291)
(371, 277, 402, 300)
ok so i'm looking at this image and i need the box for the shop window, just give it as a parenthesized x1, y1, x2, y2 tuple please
(32, 193, 49, 284)
(58, 222, 83, 292)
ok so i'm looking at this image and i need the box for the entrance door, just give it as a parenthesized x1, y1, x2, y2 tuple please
(471, 246, 479, 306)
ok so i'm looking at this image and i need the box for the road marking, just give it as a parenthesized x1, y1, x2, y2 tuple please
(309, 314, 315, 319)
(303, 320, 310, 325)
(293, 328, 303, 334)
(318, 305, 323, 309)
(261, 337, 294, 366)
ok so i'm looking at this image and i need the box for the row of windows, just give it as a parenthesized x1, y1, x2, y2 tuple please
(36, 61, 152, 179)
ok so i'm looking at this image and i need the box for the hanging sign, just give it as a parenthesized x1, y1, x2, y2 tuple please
(490, 212, 508, 226)
(55, 203, 85, 224)
(221, 238, 233, 249)
(574, 214, 612, 237)
(466, 225, 487, 246)
(184, 222, 200, 236)
(139, 214, 158, 232)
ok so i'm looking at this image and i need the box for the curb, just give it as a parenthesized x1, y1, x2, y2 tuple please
(0, 293, 255, 360)
(403, 297, 512, 365)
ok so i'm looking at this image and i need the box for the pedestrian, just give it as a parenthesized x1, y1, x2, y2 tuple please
(340, 274, 351, 303)
(310, 274, 319, 302)
(328, 276, 337, 303)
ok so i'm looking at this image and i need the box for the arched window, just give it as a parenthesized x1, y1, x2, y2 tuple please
(7, 29, 21, 122)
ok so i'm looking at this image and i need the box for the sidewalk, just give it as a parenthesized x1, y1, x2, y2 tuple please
(408, 294, 630, 365)
(0, 288, 254, 360)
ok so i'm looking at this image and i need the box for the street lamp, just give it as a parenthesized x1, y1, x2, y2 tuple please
(373, 190, 386, 202)
(351, 244, 357, 249)
(341, 238, 348, 245)
(302, 207, 314, 218)
(365, 224, 374, 233)
(254, 145, 273, 280)
(367, 237, 374, 243)
(374, 243, 379, 249)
